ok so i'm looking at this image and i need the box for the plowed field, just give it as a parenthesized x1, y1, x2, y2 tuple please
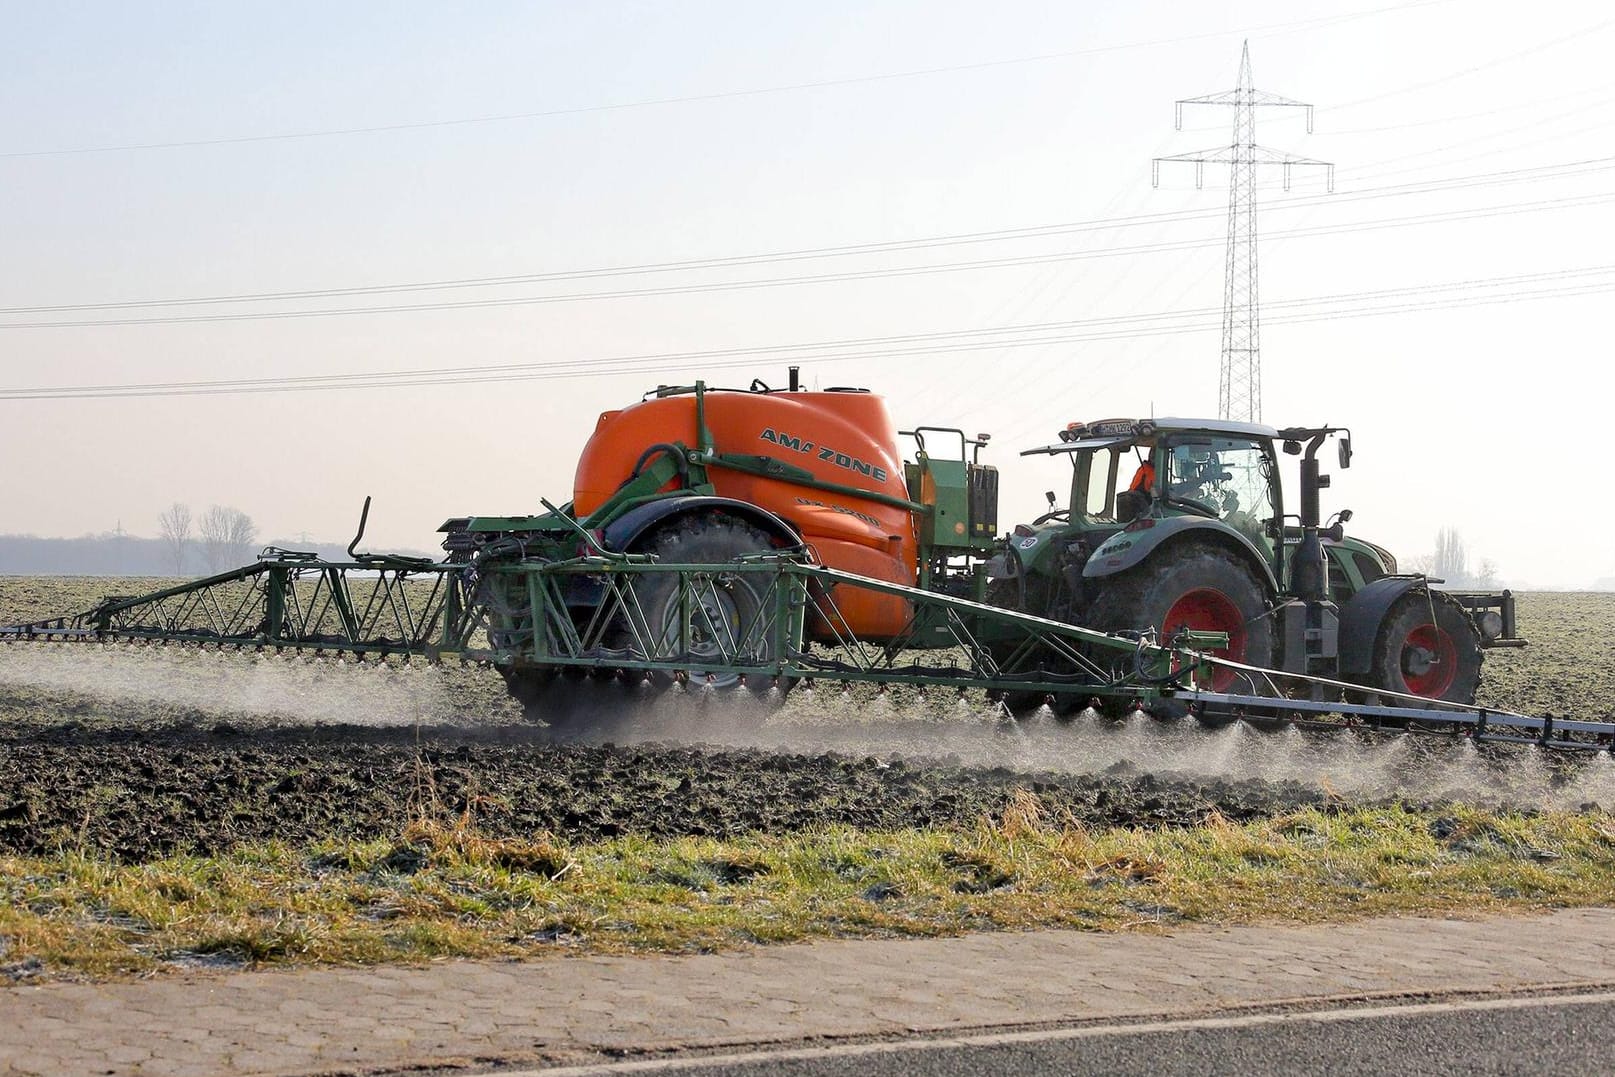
(2, 580, 1612, 864)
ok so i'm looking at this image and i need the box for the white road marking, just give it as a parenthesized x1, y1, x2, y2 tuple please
(506, 989, 1615, 1075)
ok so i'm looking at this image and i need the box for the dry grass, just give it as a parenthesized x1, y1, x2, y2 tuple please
(3, 798, 1613, 982)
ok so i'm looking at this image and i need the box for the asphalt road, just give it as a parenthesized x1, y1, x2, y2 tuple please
(512, 990, 1615, 1077)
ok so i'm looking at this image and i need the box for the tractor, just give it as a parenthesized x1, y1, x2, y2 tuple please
(989, 417, 1519, 708)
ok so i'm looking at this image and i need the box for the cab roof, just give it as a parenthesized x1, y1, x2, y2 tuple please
(1021, 416, 1282, 456)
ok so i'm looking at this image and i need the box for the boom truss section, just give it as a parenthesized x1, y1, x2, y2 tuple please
(1, 552, 467, 657)
(4, 550, 1611, 751)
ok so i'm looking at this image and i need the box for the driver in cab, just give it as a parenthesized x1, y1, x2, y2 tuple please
(1127, 450, 1156, 495)
(1118, 450, 1157, 522)
(1168, 445, 1215, 499)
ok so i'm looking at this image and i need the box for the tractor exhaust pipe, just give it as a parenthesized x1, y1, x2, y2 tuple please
(1293, 440, 1327, 603)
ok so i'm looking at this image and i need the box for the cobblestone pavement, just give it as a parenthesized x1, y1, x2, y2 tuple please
(2, 908, 1613, 1076)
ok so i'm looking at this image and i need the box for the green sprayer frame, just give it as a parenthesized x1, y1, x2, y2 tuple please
(4, 548, 1611, 751)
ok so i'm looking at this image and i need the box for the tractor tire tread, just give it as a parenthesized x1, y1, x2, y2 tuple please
(1365, 590, 1484, 708)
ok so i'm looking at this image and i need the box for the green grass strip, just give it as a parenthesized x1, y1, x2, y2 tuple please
(3, 795, 1614, 980)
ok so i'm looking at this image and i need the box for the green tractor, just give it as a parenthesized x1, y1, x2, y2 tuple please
(987, 417, 1520, 709)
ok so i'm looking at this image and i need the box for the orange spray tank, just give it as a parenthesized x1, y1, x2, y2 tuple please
(573, 385, 921, 638)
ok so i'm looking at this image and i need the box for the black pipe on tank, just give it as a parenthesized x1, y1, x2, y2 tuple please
(789, 366, 800, 392)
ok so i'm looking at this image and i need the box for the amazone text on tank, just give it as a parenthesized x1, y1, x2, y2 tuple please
(759, 428, 889, 483)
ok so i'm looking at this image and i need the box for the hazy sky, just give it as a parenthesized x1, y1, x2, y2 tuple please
(1, 1, 1611, 587)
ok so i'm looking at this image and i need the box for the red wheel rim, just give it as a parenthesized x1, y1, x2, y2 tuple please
(1162, 588, 1247, 692)
(1399, 622, 1457, 698)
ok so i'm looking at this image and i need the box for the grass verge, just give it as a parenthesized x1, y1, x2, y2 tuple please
(3, 793, 1614, 981)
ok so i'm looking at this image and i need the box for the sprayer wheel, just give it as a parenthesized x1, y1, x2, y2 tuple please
(500, 667, 620, 730)
(982, 579, 1090, 718)
(622, 515, 794, 704)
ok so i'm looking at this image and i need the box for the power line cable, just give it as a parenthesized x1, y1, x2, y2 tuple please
(1326, 16, 1615, 112)
(0, 2, 1452, 160)
(3, 189, 1606, 330)
(1338, 96, 1615, 180)
(1324, 85, 1615, 136)
(1334, 123, 1615, 190)
(7, 264, 1610, 399)
(4, 155, 1607, 319)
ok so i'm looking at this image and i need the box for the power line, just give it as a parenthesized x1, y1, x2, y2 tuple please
(4, 155, 1605, 321)
(1176, 83, 1615, 137)
(0, 2, 1452, 160)
(1338, 96, 1615, 182)
(1326, 16, 1615, 113)
(7, 264, 1610, 400)
(1324, 85, 1615, 137)
(1, 185, 1609, 331)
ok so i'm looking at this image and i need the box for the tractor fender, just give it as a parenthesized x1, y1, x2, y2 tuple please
(602, 496, 802, 554)
(996, 525, 1063, 580)
(1083, 517, 1279, 594)
(1337, 575, 1428, 677)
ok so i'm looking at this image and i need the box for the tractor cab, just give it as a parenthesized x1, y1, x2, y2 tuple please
(1007, 419, 1289, 616)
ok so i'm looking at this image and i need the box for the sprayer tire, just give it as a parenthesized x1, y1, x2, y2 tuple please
(1085, 541, 1274, 718)
(500, 667, 615, 730)
(1363, 591, 1483, 708)
(984, 580, 1086, 717)
(625, 515, 792, 704)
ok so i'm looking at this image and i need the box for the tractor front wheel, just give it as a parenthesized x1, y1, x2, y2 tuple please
(1364, 591, 1483, 706)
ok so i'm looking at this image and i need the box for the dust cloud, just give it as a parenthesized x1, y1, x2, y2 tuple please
(2, 642, 1612, 812)
(0, 641, 510, 728)
(558, 680, 1615, 813)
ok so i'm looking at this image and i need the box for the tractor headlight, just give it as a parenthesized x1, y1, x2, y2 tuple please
(1475, 610, 1504, 642)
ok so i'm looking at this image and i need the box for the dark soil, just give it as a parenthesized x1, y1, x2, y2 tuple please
(0, 720, 1332, 862)
(4, 587, 1608, 866)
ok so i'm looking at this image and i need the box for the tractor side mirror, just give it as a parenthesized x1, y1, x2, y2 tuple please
(1282, 440, 1301, 456)
(1045, 490, 1057, 508)
(1338, 437, 1352, 469)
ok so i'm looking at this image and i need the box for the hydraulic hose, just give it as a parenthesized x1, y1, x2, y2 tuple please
(628, 443, 690, 483)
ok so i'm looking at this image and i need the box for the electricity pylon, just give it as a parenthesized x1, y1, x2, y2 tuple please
(1152, 42, 1333, 424)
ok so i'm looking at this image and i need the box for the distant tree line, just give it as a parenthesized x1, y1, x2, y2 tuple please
(0, 502, 425, 577)
(1406, 527, 1500, 590)
(158, 503, 257, 574)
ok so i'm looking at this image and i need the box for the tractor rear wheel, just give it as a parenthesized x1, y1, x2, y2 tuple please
(1086, 541, 1274, 700)
(626, 516, 791, 703)
(1364, 591, 1483, 706)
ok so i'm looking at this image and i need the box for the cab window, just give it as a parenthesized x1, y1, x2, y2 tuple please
(1164, 436, 1276, 548)
(1077, 447, 1123, 519)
